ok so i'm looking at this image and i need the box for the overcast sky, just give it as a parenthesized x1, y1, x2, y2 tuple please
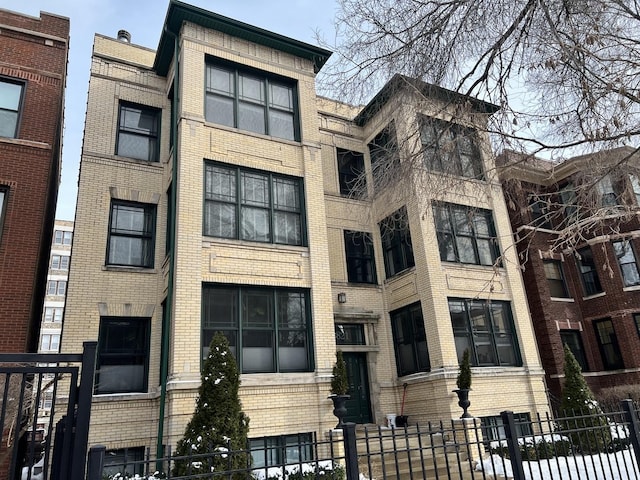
(0, 0, 338, 220)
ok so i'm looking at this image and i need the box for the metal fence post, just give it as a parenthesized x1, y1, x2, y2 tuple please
(70, 341, 97, 480)
(621, 399, 640, 471)
(500, 410, 525, 480)
(86, 445, 106, 480)
(342, 422, 359, 480)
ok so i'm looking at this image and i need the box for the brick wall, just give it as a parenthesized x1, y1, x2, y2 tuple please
(0, 10, 69, 353)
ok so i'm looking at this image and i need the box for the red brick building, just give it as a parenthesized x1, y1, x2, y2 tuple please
(0, 9, 69, 353)
(500, 147, 640, 404)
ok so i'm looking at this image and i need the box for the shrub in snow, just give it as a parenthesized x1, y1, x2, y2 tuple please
(173, 332, 250, 478)
(489, 434, 571, 460)
(559, 344, 611, 453)
(330, 351, 348, 396)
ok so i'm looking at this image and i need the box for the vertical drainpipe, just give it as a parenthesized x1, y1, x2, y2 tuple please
(157, 26, 179, 460)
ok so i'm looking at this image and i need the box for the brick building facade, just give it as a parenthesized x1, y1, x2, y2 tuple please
(0, 9, 69, 353)
(501, 147, 640, 402)
(61, 0, 548, 463)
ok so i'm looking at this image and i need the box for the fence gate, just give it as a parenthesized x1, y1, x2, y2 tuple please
(0, 341, 96, 480)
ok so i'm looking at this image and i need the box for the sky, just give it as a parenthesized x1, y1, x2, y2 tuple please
(0, 0, 338, 220)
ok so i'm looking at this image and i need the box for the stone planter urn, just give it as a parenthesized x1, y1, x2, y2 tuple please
(329, 394, 350, 427)
(454, 388, 472, 419)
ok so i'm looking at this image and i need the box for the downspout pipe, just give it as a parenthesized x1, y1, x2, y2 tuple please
(157, 24, 179, 461)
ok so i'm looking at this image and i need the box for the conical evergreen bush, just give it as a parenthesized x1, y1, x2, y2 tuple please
(559, 344, 610, 453)
(173, 332, 250, 478)
(331, 351, 349, 395)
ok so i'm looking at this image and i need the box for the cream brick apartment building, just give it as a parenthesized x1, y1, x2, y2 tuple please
(62, 0, 549, 460)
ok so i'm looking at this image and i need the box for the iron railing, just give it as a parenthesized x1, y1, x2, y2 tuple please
(89, 399, 640, 480)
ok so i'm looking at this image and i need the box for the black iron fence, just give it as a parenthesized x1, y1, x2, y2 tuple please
(0, 342, 96, 480)
(88, 399, 640, 480)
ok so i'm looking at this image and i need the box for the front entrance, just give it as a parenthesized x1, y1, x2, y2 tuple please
(343, 352, 372, 424)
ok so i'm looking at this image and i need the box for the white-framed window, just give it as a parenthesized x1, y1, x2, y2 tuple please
(43, 307, 63, 323)
(50, 255, 70, 270)
(613, 240, 640, 287)
(47, 280, 66, 296)
(40, 334, 60, 352)
(54, 230, 73, 245)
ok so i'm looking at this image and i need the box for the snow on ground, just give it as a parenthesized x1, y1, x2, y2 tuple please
(477, 449, 640, 480)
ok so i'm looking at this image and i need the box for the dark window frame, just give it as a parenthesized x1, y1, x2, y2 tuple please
(379, 207, 415, 278)
(116, 101, 160, 162)
(205, 59, 300, 141)
(390, 302, 430, 376)
(0, 77, 25, 138)
(250, 433, 313, 469)
(449, 298, 521, 367)
(0, 187, 8, 243)
(203, 161, 306, 246)
(368, 123, 400, 190)
(576, 246, 603, 296)
(106, 200, 156, 268)
(543, 260, 570, 298)
(560, 330, 589, 372)
(335, 324, 366, 345)
(420, 116, 484, 179)
(337, 148, 366, 197)
(613, 239, 640, 287)
(433, 202, 500, 266)
(344, 230, 377, 284)
(481, 413, 532, 443)
(96, 317, 150, 395)
(594, 318, 624, 370)
(201, 284, 314, 374)
(103, 447, 145, 478)
(528, 194, 553, 229)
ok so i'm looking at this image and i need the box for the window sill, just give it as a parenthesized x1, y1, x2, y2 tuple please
(623, 285, 640, 292)
(202, 236, 309, 253)
(102, 265, 157, 274)
(92, 391, 157, 402)
(550, 297, 574, 303)
(113, 154, 163, 167)
(582, 292, 606, 300)
(383, 267, 416, 283)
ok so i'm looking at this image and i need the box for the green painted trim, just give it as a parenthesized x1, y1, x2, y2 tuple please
(354, 74, 500, 127)
(154, 0, 332, 76)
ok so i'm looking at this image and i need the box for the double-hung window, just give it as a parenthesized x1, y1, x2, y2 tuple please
(420, 117, 483, 179)
(594, 319, 623, 370)
(54, 230, 73, 245)
(597, 174, 618, 207)
(433, 202, 500, 266)
(379, 207, 415, 278)
(250, 433, 313, 469)
(107, 201, 156, 268)
(116, 102, 160, 162)
(544, 260, 570, 298)
(204, 162, 304, 246)
(44, 307, 63, 323)
(560, 330, 589, 372)
(528, 194, 553, 229)
(47, 280, 66, 296)
(613, 240, 640, 287)
(51, 254, 70, 271)
(201, 285, 313, 373)
(40, 334, 60, 352)
(448, 298, 521, 367)
(576, 246, 602, 295)
(337, 149, 365, 197)
(344, 231, 377, 284)
(390, 302, 430, 376)
(0, 78, 24, 138)
(205, 62, 298, 141)
(96, 317, 150, 394)
(368, 123, 400, 190)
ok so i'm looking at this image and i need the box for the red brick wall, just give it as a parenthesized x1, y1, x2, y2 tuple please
(508, 183, 640, 400)
(0, 10, 69, 354)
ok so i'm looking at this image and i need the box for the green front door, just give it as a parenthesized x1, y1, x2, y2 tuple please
(343, 352, 372, 424)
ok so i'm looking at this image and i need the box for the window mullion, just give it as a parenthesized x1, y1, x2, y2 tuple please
(238, 287, 244, 373)
(269, 173, 275, 243)
(273, 289, 279, 372)
(264, 78, 271, 136)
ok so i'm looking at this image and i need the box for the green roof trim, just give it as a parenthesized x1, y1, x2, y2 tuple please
(153, 0, 332, 76)
(354, 75, 500, 126)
